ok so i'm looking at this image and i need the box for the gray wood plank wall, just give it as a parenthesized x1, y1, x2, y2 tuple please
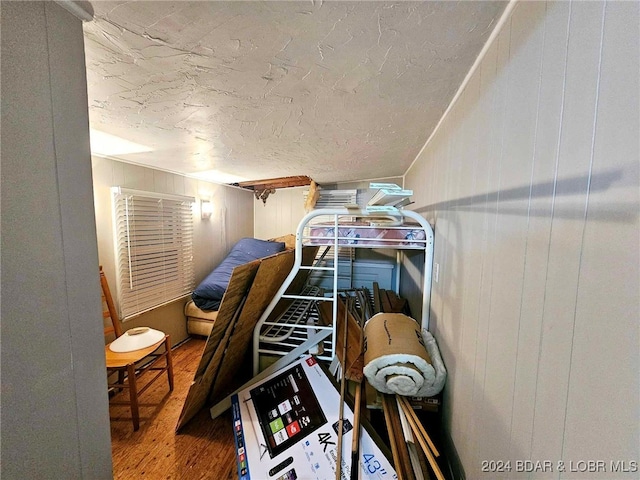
(1, 2, 113, 477)
(404, 1, 639, 477)
(92, 156, 254, 345)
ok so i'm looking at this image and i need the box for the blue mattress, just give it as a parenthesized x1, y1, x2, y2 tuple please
(191, 238, 286, 310)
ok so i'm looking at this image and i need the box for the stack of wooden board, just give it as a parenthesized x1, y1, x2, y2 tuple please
(373, 284, 412, 316)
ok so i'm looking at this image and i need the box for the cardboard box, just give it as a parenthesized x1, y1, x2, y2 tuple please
(364, 381, 441, 413)
(231, 355, 397, 480)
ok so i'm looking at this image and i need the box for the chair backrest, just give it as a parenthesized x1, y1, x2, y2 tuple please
(100, 266, 123, 339)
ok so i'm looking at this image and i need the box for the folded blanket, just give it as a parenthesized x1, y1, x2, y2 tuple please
(363, 313, 446, 397)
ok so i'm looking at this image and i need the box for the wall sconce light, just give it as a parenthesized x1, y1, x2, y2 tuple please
(201, 199, 213, 219)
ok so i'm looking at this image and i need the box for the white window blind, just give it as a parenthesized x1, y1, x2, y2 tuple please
(111, 187, 195, 320)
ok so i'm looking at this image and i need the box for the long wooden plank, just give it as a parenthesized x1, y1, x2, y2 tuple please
(381, 394, 409, 480)
(380, 290, 393, 313)
(194, 261, 261, 379)
(372, 282, 382, 314)
(209, 250, 295, 404)
(236, 175, 312, 191)
(176, 261, 260, 431)
(335, 303, 349, 480)
(397, 395, 440, 457)
(397, 396, 444, 480)
(318, 297, 363, 382)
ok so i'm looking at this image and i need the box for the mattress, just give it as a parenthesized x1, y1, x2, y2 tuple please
(184, 300, 218, 336)
(191, 237, 286, 310)
(306, 221, 427, 247)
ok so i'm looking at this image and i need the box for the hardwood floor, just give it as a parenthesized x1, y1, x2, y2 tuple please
(109, 337, 452, 480)
(110, 337, 237, 480)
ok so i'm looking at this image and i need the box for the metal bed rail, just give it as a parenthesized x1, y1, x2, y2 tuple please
(252, 207, 434, 375)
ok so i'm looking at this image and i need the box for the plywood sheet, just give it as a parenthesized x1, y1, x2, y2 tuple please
(318, 297, 363, 382)
(209, 250, 295, 404)
(176, 261, 260, 431)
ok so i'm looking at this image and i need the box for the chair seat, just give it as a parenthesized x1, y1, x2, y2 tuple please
(105, 336, 168, 368)
(105, 334, 173, 431)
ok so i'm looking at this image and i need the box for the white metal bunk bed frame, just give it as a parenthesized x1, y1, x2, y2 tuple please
(251, 207, 435, 375)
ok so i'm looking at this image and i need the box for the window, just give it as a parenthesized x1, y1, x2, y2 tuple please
(111, 187, 195, 320)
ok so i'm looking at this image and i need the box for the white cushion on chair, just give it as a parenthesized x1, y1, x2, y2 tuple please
(109, 327, 165, 353)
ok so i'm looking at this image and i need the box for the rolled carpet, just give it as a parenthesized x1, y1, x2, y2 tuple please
(363, 313, 446, 397)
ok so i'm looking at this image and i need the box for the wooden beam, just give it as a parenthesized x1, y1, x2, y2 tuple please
(235, 175, 313, 191)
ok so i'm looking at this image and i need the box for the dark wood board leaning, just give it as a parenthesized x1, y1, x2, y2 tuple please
(176, 261, 260, 431)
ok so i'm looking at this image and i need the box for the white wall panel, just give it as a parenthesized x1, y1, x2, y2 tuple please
(470, 22, 513, 477)
(561, 0, 640, 473)
(481, 2, 547, 473)
(509, 1, 569, 469)
(447, 71, 482, 458)
(464, 38, 501, 478)
(531, 3, 605, 471)
(403, 1, 639, 478)
(452, 46, 495, 466)
(1, 2, 112, 477)
(253, 186, 307, 240)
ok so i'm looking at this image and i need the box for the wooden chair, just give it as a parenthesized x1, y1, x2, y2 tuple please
(100, 266, 174, 431)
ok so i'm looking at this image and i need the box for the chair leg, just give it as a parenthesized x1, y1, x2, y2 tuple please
(117, 370, 125, 393)
(127, 363, 140, 431)
(165, 336, 174, 392)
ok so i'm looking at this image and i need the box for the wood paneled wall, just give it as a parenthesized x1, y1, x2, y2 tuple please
(404, 1, 639, 478)
(92, 157, 254, 345)
(1, 2, 113, 477)
(253, 186, 307, 240)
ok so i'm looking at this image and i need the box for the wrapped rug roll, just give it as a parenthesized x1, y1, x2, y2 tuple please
(363, 313, 446, 397)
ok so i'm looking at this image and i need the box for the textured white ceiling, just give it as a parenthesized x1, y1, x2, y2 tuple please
(83, 1, 506, 185)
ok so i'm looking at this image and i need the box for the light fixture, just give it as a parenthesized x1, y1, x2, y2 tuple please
(201, 199, 213, 219)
